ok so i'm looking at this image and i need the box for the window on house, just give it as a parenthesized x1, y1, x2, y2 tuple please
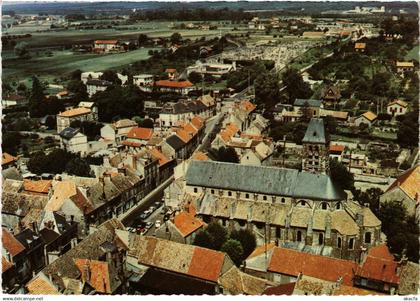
(211, 189, 215, 195)
(245, 193, 250, 199)
(297, 230, 302, 242)
(193, 188, 198, 193)
(300, 200, 306, 206)
(321, 203, 327, 210)
(349, 238, 355, 250)
(228, 191, 232, 197)
(337, 237, 342, 248)
(336, 202, 341, 210)
(281, 198, 286, 203)
(276, 226, 281, 238)
(364, 232, 372, 244)
(263, 196, 267, 201)
(318, 233, 324, 245)
(400, 108, 402, 113)
(222, 219, 226, 226)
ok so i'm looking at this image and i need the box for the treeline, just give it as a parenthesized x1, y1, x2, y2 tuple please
(130, 8, 252, 22)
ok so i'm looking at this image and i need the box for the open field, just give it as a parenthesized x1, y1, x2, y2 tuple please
(405, 45, 419, 61)
(3, 48, 156, 80)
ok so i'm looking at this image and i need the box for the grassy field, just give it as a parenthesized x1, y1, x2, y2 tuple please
(3, 48, 156, 80)
(405, 45, 419, 62)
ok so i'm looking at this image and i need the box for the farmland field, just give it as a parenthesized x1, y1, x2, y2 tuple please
(3, 47, 157, 80)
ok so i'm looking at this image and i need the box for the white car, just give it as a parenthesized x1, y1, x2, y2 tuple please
(155, 220, 162, 229)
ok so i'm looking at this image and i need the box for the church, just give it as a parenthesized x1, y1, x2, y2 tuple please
(185, 118, 382, 261)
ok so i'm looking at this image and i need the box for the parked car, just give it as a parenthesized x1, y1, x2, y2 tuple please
(127, 227, 136, 233)
(139, 213, 148, 220)
(154, 201, 162, 208)
(140, 228, 148, 236)
(148, 206, 156, 212)
(146, 222, 153, 230)
(155, 220, 162, 229)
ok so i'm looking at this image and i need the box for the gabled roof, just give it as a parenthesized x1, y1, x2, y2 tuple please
(2, 152, 17, 166)
(112, 119, 137, 129)
(2, 228, 26, 256)
(165, 134, 185, 151)
(45, 181, 78, 211)
(86, 79, 113, 87)
(186, 161, 346, 201)
(2, 256, 13, 272)
(268, 247, 357, 286)
(23, 179, 52, 194)
(191, 151, 209, 161)
(59, 127, 80, 139)
(191, 116, 204, 130)
(127, 127, 153, 140)
(396, 61, 414, 67)
(294, 98, 322, 108)
(26, 272, 60, 295)
(173, 212, 204, 237)
(387, 99, 408, 108)
(385, 165, 419, 201)
(156, 80, 193, 88)
(355, 42, 366, 49)
(165, 68, 177, 73)
(302, 118, 326, 144)
(74, 259, 113, 294)
(263, 282, 296, 295)
(59, 107, 91, 118)
(95, 40, 119, 45)
(359, 111, 377, 122)
(329, 144, 345, 153)
(355, 244, 400, 284)
(149, 148, 171, 167)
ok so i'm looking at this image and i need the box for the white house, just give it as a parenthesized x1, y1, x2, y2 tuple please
(86, 79, 113, 97)
(59, 127, 88, 156)
(56, 107, 95, 133)
(81, 71, 103, 84)
(93, 40, 123, 53)
(354, 111, 377, 127)
(133, 74, 154, 90)
(78, 102, 98, 120)
(387, 100, 408, 116)
(100, 119, 138, 144)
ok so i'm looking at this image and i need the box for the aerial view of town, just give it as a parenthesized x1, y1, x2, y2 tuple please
(1, 0, 419, 296)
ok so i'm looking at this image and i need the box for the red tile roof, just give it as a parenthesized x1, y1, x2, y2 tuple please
(2, 228, 26, 257)
(127, 127, 154, 140)
(329, 144, 345, 153)
(120, 140, 142, 147)
(174, 212, 204, 237)
(188, 247, 225, 282)
(191, 116, 204, 130)
(263, 282, 296, 295)
(155, 80, 193, 88)
(95, 40, 119, 45)
(74, 259, 112, 294)
(355, 244, 400, 285)
(23, 179, 52, 194)
(26, 274, 60, 295)
(191, 152, 209, 161)
(2, 152, 17, 166)
(2, 256, 13, 272)
(268, 248, 357, 286)
(386, 165, 420, 201)
(165, 68, 177, 73)
(149, 148, 170, 167)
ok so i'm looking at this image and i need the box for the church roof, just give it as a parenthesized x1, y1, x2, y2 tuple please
(302, 118, 326, 144)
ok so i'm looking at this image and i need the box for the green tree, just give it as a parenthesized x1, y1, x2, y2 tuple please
(65, 158, 92, 177)
(70, 69, 82, 80)
(28, 76, 45, 117)
(230, 229, 256, 259)
(16, 83, 27, 96)
(139, 118, 154, 128)
(329, 159, 354, 191)
(67, 80, 89, 101)
(100, 70, 122, 85)
(206, 222, 228, 250)
(353, 188, 383, 215)
(193, 230, 213, 249)
(138, 34, 148, 46)
(397, 111, 419, 148)
(188, 71, 202, 84)
(14, 41, 30, 58)
(221, 239, 244, 266)
(282, 68, 313, 103)
(254, 71, 280, 107)
(209, 146, 239, 163)
(170, 32, 182, 44)
(2, 131, 22, 155)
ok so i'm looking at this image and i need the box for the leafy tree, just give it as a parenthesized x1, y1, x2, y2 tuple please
(209, 146, 239, 163)
(100, 70, 122, 85)
(254, 71, 280, 107)
(70, 69, 82, 80)
(2, 82, 13, 95)
(65, 158, 92, 177)
(139, 118, 154, 128)
(67, 79, 89, 101)
(27, 149, 74, 174)
(193, 230, 213, 249)
(138, 34, 148, 46)
(70, 120, 102, 140)
(378, 201, 419, 262)
(353, 188, 383, 215)
(282, 68, 312, 102)
(221, 239, 244, 266)
(206, 222, 228, 250)
(329, 159, 354, 191)
(39, 96, 65, 116)
(188, 71, 202, 84)
(45, 116, 56, 129)
(324, 116, 337, 135)
(170, 32, 182, 44)
(2, 131, 22, 155)
(397, 111, 419, 148)
(14, 42, 30, 58)
(16, 83, 27, 96)
(230, 229, 256, 259)
(92, 85, 145, 122)
(28, 76, 45, 117)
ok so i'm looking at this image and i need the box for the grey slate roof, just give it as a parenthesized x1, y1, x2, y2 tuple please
(294, 99, 322, 108)
(302, 118, 326, 144)
(86, 79, 112, 87)
(186, 161, 346, 201)
(59, 127, 79, 139)
(165, 134, 185, 150)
